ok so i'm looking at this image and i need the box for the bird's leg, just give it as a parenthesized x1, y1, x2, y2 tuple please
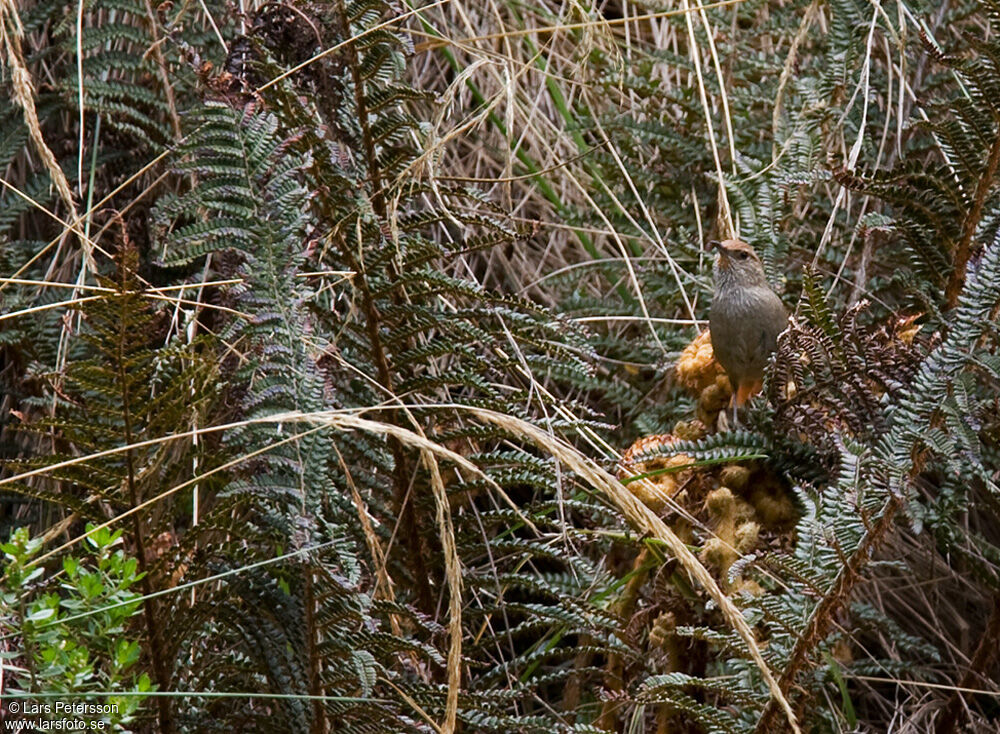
(721, 391, 740, 429)
(734, 380, 757, 407)
(717, 404, 731, 431)
(729, 379, 763, 428)
(721, 378, 766, 430)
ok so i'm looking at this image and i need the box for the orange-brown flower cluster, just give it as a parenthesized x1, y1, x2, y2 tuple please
(618, 433, 694, 514)
(674, 330, 723, 393)
(674, 330, 733, 425)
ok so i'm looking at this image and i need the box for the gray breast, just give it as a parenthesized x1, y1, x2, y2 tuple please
(709, 285, 786, 384)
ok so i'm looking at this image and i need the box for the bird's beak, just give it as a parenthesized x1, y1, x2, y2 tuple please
(708, 240, 731, 269)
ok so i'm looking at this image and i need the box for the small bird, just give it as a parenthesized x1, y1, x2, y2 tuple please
(708, 239, 787, 410)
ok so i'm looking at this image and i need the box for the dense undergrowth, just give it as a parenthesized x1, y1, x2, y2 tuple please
(1, 0, 999, 731)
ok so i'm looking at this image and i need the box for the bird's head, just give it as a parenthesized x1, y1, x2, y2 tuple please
(708, 239, 768, 288)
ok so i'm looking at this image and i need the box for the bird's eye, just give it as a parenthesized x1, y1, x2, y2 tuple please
(736, 251, 749, 260)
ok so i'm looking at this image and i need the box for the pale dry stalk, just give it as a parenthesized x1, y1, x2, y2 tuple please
(0, 0, 95, 272)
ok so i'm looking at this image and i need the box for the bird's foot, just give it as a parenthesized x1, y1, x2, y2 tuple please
(717, 408, 733, 432)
